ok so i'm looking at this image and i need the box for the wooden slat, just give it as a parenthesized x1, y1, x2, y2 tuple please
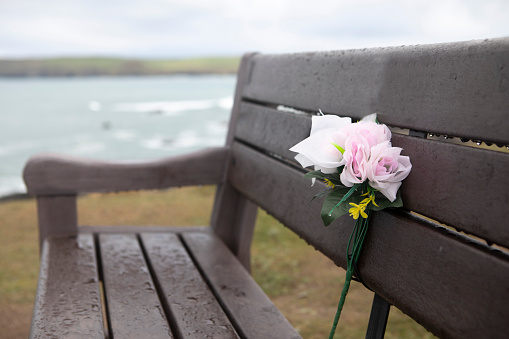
(363, 211, 509, 339)
(79, 225, 208, 234)
(141, 233, 239, 339)
(23, 147, 227, 195)
(236, 102, 311, 161)
(394, 134, 509, 247)
(227, 144, 509, 339)
(30, 234, 104, 338)
(242, 38, 509, 144)
(234, 109, 509, 248)
(98, 234, 173, 339)
(181, 232, 302, 339)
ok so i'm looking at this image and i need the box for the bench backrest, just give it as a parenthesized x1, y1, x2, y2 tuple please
(212, 38, 509, 338)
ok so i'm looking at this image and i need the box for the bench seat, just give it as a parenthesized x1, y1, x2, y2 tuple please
(31, 227, 301, 338)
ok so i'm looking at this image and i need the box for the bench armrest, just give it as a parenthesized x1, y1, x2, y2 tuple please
(23, 147, 228, 196)
(25, 147, 229, 247)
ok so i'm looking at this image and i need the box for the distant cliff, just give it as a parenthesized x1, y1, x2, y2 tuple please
(0, 57, 240, 77)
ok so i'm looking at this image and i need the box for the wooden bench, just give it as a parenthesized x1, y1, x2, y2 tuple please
(24, 38, 509, 338)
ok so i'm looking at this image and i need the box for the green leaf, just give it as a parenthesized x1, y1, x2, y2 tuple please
(370, 191, 403, 211)
(328, 184, 361, 214)
(331, 142, 345, 154)
(310, 188, 335, 204)
(320, 187, 363, 226)
(304, 170, 337, 181)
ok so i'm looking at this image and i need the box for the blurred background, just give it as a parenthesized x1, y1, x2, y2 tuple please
(0, 1, 508, 338)
(1, 0, 508, 197)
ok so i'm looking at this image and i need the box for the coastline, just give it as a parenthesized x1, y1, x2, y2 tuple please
(0, 56, 240, 77)
(0, 75, 236, 203)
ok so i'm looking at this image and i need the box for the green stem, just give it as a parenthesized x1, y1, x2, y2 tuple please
(328, 265, 354, 339)
(328, 211, 372, 338)
(328, 184, 360, 216)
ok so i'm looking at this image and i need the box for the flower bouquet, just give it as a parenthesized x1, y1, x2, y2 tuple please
(290, 113, 411, 338)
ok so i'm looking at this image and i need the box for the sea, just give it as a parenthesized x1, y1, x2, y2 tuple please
(0, 75, 236, 198)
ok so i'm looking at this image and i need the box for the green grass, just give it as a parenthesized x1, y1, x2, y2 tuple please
(145, 57, 241, 74)
(0, 187, 435, 338)
(0, 57, 240, 77)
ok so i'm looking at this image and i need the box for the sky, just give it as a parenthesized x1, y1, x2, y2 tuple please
(0, 0, 508, 59)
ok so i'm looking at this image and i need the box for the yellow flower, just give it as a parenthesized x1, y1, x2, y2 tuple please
(349, 202, 368, 219)
(324, 179, 335, 188)
(360, 192, 379, 207)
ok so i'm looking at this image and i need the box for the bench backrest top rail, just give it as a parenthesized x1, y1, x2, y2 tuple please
(224, 38, 509, 339)
(242, 38, 509, 145)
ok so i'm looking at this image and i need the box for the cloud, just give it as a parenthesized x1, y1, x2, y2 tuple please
(0, 0, 507, 58)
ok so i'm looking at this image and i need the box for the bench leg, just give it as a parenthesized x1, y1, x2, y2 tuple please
(36, 195, 78, 250)
(365, 293, 391, 339)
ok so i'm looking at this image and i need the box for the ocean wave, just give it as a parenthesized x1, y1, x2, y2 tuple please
(112, 129, 137, 140)
(217, 97, 234, 110)
(205, 121, 228, 135)
(0, 76, 236, 199)
(112, 96, 233, 116)
(88, 100, 102, 112)
(70, 142, 106, 155)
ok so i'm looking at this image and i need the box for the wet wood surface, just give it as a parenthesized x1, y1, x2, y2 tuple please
(182, 232, 302, 339)
(141, 233, 239, 339)
(23, 147, 227, 196)
(30, 234, 104, 338)
(242, 38, 509, 145)
(31, 230, 300, 339)
(99, 234, 173, 339)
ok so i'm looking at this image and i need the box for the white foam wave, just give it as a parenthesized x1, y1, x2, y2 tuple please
(206, 121, 228, 135)
(113, 130, 137, 140)
(88, 100, 102, 112)
(113, 96, 233, 116)
(70, 142, 106, 155)
(217, 97, 233, 110)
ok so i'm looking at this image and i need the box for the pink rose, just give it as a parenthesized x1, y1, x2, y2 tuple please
(339, 115, 392, 187)
(339, 132, 370, 186)
(366, 141, 412, 201)
(343, 119, 392, 149)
